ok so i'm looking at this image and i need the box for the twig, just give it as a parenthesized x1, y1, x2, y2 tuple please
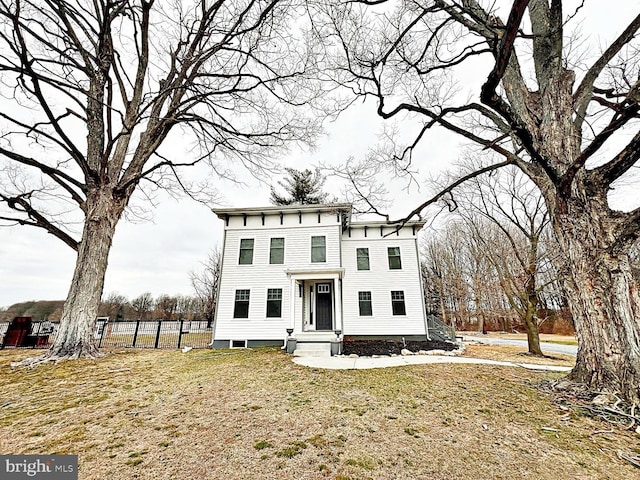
(617, 450, 640, 469)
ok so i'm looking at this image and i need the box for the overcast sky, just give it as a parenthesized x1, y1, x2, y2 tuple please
(0, 100, 451, 308)
(0, 1, 637, 309)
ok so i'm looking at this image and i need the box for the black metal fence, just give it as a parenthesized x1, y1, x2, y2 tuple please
(0, 320, 214, 350)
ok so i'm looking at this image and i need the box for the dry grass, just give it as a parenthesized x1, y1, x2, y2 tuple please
(462, 332, 579, 346)
(1, 347, 636, 480)
(463, 344, 576, 367)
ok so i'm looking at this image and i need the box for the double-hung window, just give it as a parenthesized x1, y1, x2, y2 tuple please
(391, 291, 406, 316)
(358, 291, 373, 316)
(239, 239, 254, 265)
(311, 236, 326, 263)
(388, 247, 402, 270)
(356, 248, 370, 270)
(270, 238, 285, 264)
(266, 288, 283, 317)
(234, 289, 250, 318)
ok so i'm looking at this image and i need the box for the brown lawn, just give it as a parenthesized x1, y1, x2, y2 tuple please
(0, 347, 636, 480)
(463, 344, 576, 367)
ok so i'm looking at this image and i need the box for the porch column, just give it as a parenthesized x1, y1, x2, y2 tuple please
(333, 276, 343, 334)
(289, 276, 296, 332)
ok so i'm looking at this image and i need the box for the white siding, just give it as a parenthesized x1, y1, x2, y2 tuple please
(341, 229, 427, 336)
(214, 210, 342, 341)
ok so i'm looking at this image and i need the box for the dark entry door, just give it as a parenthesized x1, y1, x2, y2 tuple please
(315, 283, 333, 330)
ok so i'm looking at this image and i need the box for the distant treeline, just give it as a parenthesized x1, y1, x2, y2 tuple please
(0, 292, 212, 323)
(0, 300, 65, 322)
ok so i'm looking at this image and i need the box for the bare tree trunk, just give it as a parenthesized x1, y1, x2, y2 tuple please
(555, 206, 640, 403)
(523, 301, 543, 356)
(39, 190, 125, 362)
(524, 245, 543, 355)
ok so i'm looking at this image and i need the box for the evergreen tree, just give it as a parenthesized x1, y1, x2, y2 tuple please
(270, 168, 329, 205)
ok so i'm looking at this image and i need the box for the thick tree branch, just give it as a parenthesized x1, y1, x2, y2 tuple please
(391, 160, 514, 224)
(0, 148, 86, 206)
(0, 192, 79, 250)
(8, 1, 88, 174)
(573, 13, 640, 130)
(567, 82, 640, 188)
(592, 129, 640, 185)
(480, 0, 530, 104)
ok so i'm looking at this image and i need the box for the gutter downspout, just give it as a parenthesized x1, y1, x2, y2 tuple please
(210, 221, 227, 347)
(414, 233, 431, 341)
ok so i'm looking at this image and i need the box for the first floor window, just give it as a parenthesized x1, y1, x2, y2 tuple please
(356, 248, 370, 270)
(266, 288, 283, 317)
(234, 289, 250, 318)
(239, 239, 254, 265)
(358, 291, 373, 316)
(311, 236, 326, 262)
(391, 290, 406, 316)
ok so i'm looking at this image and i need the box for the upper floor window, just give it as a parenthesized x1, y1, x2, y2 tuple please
(270, 238, 285, 264)
(239, 239, 254, 265)
(266, 288, 283, 317)
(311, 236, 326, 263)
(233, 289, 250, 318)
(391, 290, 406, 316)
(358, 291, 373, 316)
(388, 247, 402, 270)
(356, 248, 370, 270)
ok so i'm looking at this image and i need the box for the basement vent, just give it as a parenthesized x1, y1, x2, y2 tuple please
(230, 339, 247, 349)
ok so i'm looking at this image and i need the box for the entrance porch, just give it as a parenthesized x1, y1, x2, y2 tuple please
(284, 268, 344, 357)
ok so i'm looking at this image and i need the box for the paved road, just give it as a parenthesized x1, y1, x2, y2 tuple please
(465, 335, 577, 356)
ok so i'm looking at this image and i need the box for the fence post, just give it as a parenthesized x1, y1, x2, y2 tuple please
(32, 321, 41, 349)
(177, 319, 184, 349)
(132, 320, 140, 348)
(154, 320, 162, 349)
(98, 320, 106, 348)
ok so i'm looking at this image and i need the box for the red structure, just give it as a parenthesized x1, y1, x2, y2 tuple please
(2, 316, 33, 347)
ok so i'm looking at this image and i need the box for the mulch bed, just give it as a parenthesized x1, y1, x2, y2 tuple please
(342, 338, 458, 356)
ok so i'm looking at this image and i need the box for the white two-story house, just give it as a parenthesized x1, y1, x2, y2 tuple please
(211, 203, 429, 355)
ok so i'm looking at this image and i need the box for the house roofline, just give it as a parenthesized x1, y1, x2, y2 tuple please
(211, 203, 425, 231)
(349, 220, 426, 229)
(211, 202, 353, 218)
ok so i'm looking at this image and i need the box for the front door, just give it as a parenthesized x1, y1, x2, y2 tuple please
(315, 283, 333, 330)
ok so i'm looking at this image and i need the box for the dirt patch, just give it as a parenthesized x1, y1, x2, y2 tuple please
(342, 338, 458, 356)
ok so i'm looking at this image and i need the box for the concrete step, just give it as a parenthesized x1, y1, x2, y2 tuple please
(293, 340, 332, 357)
(293, 349, 331, 358)
(295, 332, 338, 342)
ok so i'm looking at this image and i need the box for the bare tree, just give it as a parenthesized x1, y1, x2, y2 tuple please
(99, 292, 129, 320)
(452, 165, 554, 355)
(130, 292, 154, 321)
(421, 223, 476, 329)
(175, 295, 198, 320)
(0, 1, 325, 362)
(190, 249, 221, 328)
(321, 1, 640, 402)
(155, 294, 177, 321)
(422, 220, 519, 333)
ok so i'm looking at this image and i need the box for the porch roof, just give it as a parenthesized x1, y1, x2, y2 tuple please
(284, 267, 345, 280)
